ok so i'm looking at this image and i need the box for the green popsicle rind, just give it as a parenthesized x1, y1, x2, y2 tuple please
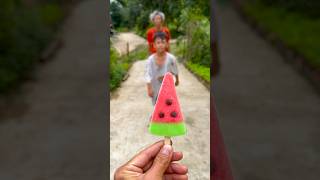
(149, 122, 186, 136)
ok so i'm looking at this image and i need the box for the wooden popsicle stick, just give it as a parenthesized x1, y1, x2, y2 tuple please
(164, 136, 172, 145)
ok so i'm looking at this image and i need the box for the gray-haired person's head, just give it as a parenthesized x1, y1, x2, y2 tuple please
(149, 10, 165, 22)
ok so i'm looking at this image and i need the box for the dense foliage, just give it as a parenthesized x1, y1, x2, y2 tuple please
(110, 0, 210, 38)
(258, 0, 320, 18)
(110, 47, 126, 90)
(0, 0, 64, 93)
(243, 0, 320, 69)
(178, 8, 211, 67)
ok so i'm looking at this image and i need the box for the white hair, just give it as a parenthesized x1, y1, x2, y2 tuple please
(149, 10, 165, 22)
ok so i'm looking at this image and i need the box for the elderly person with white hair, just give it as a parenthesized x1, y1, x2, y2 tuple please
(146, 10, 171, 54)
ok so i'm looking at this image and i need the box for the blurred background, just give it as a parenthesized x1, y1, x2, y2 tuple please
(0, 0, 66, 94)
(214, 0, 320, 179)
(0, 0, 107, 179)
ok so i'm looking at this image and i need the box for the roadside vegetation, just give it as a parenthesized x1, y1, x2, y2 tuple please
(0, 0, 66, 93)
(110, 44, 148, 91)
(242, 0, 320, 69)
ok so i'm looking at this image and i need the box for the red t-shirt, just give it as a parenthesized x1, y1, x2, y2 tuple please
(146, 27, 171, 54)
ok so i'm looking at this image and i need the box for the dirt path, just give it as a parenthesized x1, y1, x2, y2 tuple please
(110, 34, 210, 179)
(214, 5, 320, 180)
(111, 32, 147, 56)
(0, 1, 107, 179)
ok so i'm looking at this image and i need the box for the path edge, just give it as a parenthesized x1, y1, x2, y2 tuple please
(233, 1, 320, 94)
(180, 59, 210, 91)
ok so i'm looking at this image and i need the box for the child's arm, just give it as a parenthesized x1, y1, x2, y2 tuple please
(175, 75, 179, 86)
(170, 56, 179, 86)
(146, 83, 153, 97)
(145, 58, 154, 97)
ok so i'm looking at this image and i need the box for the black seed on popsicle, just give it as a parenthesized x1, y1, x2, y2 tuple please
(165, 99, 173, 105)
(170, 111, 177, 117)
(159, 112, 165, 118)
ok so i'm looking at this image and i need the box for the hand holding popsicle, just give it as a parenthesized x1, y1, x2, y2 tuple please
(114, 140, 188, 180)
(115, 73, 187, 179)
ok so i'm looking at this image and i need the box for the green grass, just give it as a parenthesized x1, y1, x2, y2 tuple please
(243, 2, 320, 69)
(115, 27, 130, 32)
(39, 4, 64, 28)
(110, 44, 148, 91)
(171, 42, 210, 84)
(126, 45, 149, 61)
(110, 48, 123, 90)
(185, 62, 210, 83)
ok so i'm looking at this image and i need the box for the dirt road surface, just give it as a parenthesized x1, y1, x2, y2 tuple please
(111, 32, 147, 56)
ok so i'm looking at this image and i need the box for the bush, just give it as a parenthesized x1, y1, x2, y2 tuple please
(110, 45, 148, 91)
(243, 2, 320, 69)
(110, 48, 124, 90)
(258, 0, 320, 18)
(178, 8, 211, 67)
(110, 1, 123, 28)
(39, 4, 64, 28)
(0, 1, 64, 93)
(186, 62, 210, 83)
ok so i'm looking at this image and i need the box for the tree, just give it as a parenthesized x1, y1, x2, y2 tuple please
(110, 1, 123, 28)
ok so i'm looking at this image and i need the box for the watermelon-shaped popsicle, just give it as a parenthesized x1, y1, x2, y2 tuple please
(149, 72, 186, 136)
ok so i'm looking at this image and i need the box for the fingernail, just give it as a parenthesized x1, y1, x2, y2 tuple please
(160, 145, 172, 156)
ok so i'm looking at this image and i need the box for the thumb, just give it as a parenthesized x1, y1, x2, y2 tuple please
(147, 144, 173, 177)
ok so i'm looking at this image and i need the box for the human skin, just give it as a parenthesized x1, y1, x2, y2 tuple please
(153, 15, 163, 30)
(114, 141, 188, 180)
